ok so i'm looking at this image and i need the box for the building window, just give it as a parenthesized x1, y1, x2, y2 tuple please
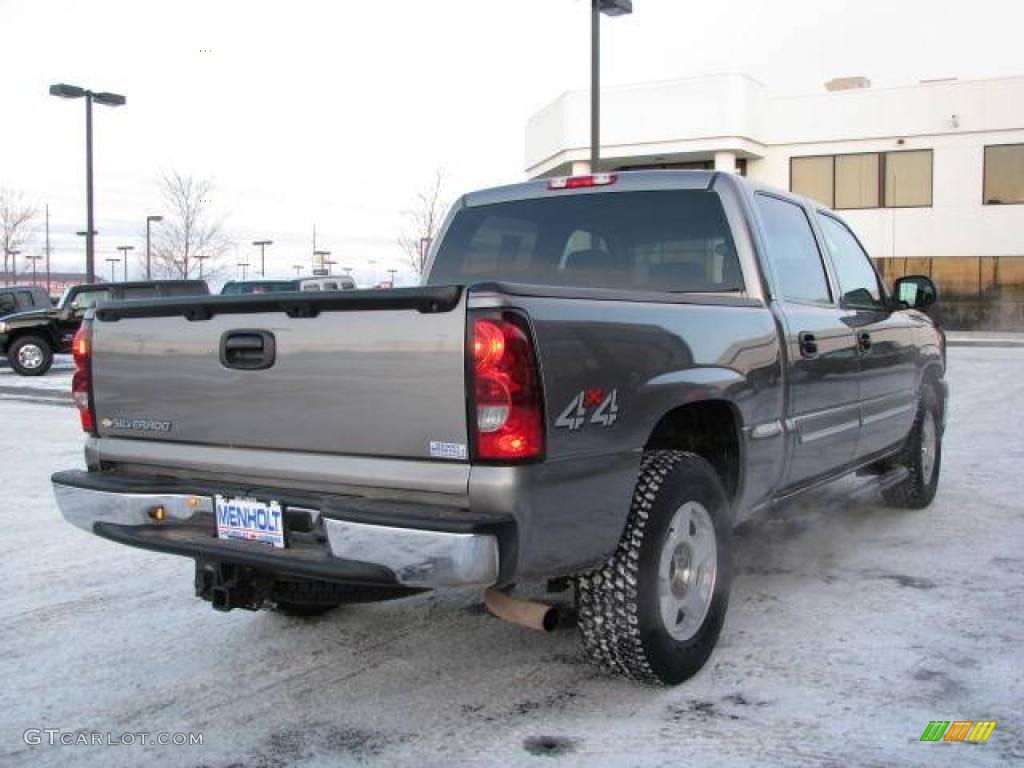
(835, 154, 880, 209)
(984, 144, 1024, 205)
(790, 156, 834, 208)
(791, 150, 933, 210)
(886, 150, 933, 207)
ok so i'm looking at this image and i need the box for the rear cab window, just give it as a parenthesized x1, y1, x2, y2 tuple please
(428, 190, 744, 294)
(754, 194, 833, 305)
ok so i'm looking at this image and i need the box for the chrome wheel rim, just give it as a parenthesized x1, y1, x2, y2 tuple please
(920, 411, 937, 484)
(657, 501, 717, 642)
(17, 343, 44, 370)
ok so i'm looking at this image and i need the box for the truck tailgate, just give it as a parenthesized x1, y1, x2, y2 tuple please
(89, 287, 468, 460)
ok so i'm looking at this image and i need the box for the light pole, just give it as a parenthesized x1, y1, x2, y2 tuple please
(26, 254, 42, 285)
(105, 257, 120, 283)
(590, 1, 633, 173)
(195, 254, 209, 280)
(252, 239, 273, 278)
(145, 215, 162, 280)
(6, 250, 20, 284)
(293, 264, 303, 277)
(237, 261, 250, 280)
(49, 83, 126, 283)
(324, 258, 337, 275)
(387, 268, 397, 287)
(76, 231, 97, 281)
(117, 245, 134, 281)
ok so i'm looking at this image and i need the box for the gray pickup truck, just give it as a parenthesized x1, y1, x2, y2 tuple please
(52, 171, 946, 685)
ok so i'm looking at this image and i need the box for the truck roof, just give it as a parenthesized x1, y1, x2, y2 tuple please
(460, 169, 822, 214)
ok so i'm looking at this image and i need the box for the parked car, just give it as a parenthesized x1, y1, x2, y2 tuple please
(52, 171, 946, 685)
(297, 276, 356, 291)
(0, 280, 209, 375)
(0, 285, 51, 317)
(220, 280, 299, 295)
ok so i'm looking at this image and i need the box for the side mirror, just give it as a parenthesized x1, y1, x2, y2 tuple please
(893, 275, 937, 310)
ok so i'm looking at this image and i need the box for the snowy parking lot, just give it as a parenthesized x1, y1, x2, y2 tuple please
(0, 348, 1021, 767)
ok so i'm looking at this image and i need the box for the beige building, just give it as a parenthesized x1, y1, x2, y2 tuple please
(525, 74, 1024, 329)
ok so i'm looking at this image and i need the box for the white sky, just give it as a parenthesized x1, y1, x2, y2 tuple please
(1, 0, 1022, 286)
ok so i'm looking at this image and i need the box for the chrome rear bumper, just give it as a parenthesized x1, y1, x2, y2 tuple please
(52, 477, 499, 588)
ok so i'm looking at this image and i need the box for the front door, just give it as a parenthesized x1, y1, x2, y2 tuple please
(817, 213, 918, 458)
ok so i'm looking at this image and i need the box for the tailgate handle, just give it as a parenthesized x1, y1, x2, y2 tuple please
(220, 330, 276, 370)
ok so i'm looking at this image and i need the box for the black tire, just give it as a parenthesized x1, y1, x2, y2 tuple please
(573, 450, 732, 685)
(8, 334, 53, 376)
(881, 386, 942, 509)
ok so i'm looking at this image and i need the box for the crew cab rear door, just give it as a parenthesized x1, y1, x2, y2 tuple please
(753, 193, 861, 487)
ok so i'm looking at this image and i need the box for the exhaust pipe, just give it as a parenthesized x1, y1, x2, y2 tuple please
(484, 588, 572, 632)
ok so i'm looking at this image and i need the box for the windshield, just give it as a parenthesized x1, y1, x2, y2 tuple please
(428, 190, 743, 293)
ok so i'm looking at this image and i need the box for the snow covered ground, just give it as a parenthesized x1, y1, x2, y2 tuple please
(0, 348, 1021, 767)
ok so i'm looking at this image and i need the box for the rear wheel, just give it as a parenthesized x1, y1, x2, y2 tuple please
(881, 386, 943, 509)
(574, 450, 732, 685)
(8, 334, 53, 376)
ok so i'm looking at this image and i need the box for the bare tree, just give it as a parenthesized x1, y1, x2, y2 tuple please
(1, 187, 38, 285)
(145, 171, 231, 281)
(398, 168, 448, 278)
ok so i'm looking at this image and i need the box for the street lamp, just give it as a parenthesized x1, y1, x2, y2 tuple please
(195, 254, 209, 280)
(387, 268, 397, 287)
(117, 245, 134, 281)
(237, 261, 250, 280)
(252, 240, 273, 278)
(590, 1, 633, 173)
(49, 83, 126, 284)
(145, 215, 162, 280)
(105, 257, 120, 283)
(293, 264, 303, 277)
(6, 250, 20, 284)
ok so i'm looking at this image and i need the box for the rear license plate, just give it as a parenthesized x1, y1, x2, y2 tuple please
(215, 496, 285, 549)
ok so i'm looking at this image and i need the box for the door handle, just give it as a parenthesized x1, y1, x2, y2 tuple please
(220, 330, 276, 370)
(858, 331, 872, 353)
(797, 331, 818, 358)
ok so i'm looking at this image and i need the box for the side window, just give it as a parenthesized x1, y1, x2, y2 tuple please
(16, 291, 35, 308)
(755, 194, 832, 304)
(71, 289, 109, 310)
(818, 215, 883, 308)
(0, 292, 16, 314)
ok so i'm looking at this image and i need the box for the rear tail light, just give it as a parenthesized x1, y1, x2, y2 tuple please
(470, 313, 544, 462)
(71, 323, 96, 435)
(547, 173, 617, 190)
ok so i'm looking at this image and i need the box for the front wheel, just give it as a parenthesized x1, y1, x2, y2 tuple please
(881, 386, 943, 509)
(8, 334, 53, 376)
(574, 451, 732, 685)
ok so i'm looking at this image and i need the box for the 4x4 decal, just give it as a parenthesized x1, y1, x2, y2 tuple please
(555, 388, 620, 430)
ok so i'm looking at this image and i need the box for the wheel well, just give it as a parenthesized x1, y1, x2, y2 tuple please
(920, 365, 946, 425)
(644, 400, 742, 502)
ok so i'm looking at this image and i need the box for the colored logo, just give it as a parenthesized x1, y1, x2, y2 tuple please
(920, 721, 997, 742)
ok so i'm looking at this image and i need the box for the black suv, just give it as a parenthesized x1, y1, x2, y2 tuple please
(0, 286, 52, 316)
(0, 280, 209, 375)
